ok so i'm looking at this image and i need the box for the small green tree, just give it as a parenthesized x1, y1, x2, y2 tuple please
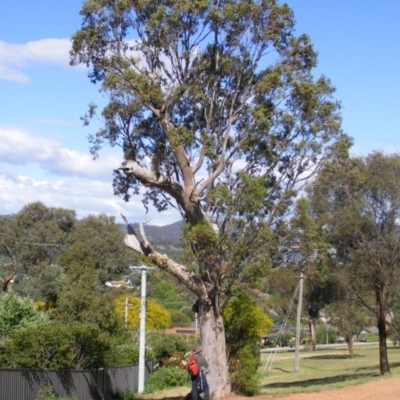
(0, 202, 75, 300)
(54, 243, 125, 336)
(0, 293, 49, 339)
(70, 214, 134, 282)
(223, 293, 272, 395)
(325, 300, 374, 357)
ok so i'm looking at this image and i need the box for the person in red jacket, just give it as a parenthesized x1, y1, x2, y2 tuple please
(191, 345, 210, 400)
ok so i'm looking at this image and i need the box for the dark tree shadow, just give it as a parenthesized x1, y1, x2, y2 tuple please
(305, 354, 365, 360)
(262, 372, 379, 390)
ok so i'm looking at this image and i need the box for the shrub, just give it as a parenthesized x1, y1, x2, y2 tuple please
(111, 389, 135, 400)
(229, 345, 260, 396)
(35, 386, 77, 400)
(3, 323, 111, 370)
(144, 366, 190, 393)
(147, 332, 195, 367)
(108, 343, 139, 366)
(224, 292, 271, 395)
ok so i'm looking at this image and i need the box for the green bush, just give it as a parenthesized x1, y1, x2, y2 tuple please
(223, 292, 269, 395)
(35, 386, 77, 400)
(169, 310, 192, 327)
(3, 323, 111, 369)
(229, 345, 260, 396)
(147, 332, 196, 367)
(111, 389, 135, 400)
(315, 325, 337, 344)
(144, 366, 190, 393)
(108, 343, 139, 366)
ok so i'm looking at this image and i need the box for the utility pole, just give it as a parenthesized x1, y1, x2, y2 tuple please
(129, 265, 156, 394)
(294, 270, 304, 373)
(123, 296, 133, 328)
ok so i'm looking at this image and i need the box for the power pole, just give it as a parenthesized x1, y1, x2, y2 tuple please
(294, 270, 304, 373)
(129, 265, 156, 394)
(123, 296, 133, 328)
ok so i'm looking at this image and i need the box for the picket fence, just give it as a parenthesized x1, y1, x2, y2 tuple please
(0, 360, 153, 400)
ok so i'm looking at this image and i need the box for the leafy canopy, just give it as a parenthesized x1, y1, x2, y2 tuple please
(70, 0, 347, 305)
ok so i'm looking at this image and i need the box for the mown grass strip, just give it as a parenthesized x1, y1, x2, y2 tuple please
(260, 344, 400, 396)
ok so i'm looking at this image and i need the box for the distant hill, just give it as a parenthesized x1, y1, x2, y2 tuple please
(121, 220, 184, 261)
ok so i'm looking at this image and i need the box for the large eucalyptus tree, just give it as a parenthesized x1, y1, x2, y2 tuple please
(71, 1, 346, 396)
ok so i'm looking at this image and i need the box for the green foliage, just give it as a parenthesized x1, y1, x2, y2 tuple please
(69, 214, 133, 282)
(224, 293, 271, 394)
(144, 367, 189, 393)
(54, 244, 125, 336)
(71, 0, 347, 304)
(35, 386, 77, 400)
(229, 345, 260, 396)
(307, 152, 400, 371)
(169, 309, 192, 327)
(110, 389, 135, 400)
(325, 301, 374, 343)
(109, 343, 139, 366)
(315, 324, 337, 345)
(0, 202, 75, 302)
(147, 332, 194, 367)
(1, 323, 111, 370)
(150, 281, 185, 310)
(0, 293, 49, 339)
(224, 292, 273, 357)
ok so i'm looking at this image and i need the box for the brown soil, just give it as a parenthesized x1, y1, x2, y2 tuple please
(224, 375, 400, 400)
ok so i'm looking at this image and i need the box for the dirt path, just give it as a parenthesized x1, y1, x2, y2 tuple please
(225, 375, 400, 400)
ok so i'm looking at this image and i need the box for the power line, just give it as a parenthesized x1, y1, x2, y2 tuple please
(0, 264, 63, 284)
(0, 237, 68, 247)
(12, 241, 67, 247)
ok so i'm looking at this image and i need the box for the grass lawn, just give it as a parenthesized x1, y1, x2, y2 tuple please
(259, 343, 400, 397)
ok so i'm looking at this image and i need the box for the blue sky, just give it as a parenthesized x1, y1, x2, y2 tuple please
(1, 1, 399, 225)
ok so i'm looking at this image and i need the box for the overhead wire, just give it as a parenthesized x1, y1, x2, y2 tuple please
(263, 281, 300, 371)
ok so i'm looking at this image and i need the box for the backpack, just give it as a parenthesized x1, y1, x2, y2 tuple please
(187, 354, 199, 376)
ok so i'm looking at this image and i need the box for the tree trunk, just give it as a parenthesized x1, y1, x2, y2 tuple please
(200, 303, 230, 399)
(347, 337, 354, 358)
(377, 300, 390, 374)
(309, 319, 316, 351)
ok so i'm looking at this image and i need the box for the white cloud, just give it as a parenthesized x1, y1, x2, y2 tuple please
(0, 39, 71, 83)
(0, 126, 181, 225)
(0, 173, 180, 225)
(0, 127, 123, 180)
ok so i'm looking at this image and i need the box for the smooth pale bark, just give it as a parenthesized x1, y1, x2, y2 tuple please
(200, 305, 230, 399)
